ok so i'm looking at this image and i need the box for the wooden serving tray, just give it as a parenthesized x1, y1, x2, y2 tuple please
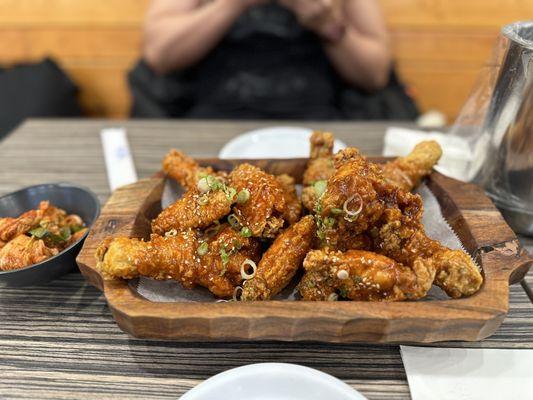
(76, 158, 532, 343)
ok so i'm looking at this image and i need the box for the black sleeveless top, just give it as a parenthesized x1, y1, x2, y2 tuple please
(186, 4, 342, 119)
(129, 4, 419, 120)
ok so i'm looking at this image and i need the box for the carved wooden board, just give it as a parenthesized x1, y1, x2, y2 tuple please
(76, 158, 533, 343)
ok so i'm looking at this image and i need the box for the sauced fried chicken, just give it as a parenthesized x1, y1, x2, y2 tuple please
(276, 174, 302, 225)
(163, 149, 226, 190)
(315, 148, 482, 298)
(372, 210, 483, 298)
(242, 215, 315, 301)
(96, 225, 261, 299)
(381, 140, 442, 191)
(299, 249, 435, 301)
(95, 139, 482, 302)
(302, 131, 335, 212)
(229, 164, 292, 239)
(152, 185, 235, 235)
(303, 131, 335, 186)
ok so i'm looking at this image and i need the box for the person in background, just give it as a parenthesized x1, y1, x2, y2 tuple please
(129, 0, 418, 120)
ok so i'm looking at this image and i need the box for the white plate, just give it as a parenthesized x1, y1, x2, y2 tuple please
(219, 127, 346, 159)
(180, 363, 366, 400)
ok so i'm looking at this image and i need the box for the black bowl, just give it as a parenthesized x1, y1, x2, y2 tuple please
(0, 183, 100, 287)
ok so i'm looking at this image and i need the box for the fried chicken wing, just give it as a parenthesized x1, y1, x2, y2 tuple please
(276, 174, 302, 224)
(299, 249, 435, 301)
(315, 148, 482, 298)
(163, 149, 219, 189)
(0, 235, 58, 271)
(229, 164, 289, 239)
(302, 131, 335, 212)
(303, 131, 335, 185)
(318, 148, 387, 237)
(241, 215, 315, 301)
(372, 213, 483, 298)
(96, 225, 261, 298)
(152, 182, 235, 235)
(381, 141, 442, 191)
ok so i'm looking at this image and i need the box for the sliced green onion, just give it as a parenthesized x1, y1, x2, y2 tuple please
(225, 186, 237, 201)
(233, 286, 243, 301)
(227, 214, 240, 229)
(343, 194, 363, 221)
(220, 247, 230, 266)
(197, 177, 211, 193)
(208, 175, 223, 190)
(313, 180, 327, 198)
(330, 208, 343, 215)
(197, 242, 208, 256)
(338, 288, 348, 298)
(323, 217, 336, 228)
(240, 226, 252, 238)
(236, 189, 250, 204)
(197, 194, 209, 205)
(327, 293, 339, 301)
(240, 259, 257, 280)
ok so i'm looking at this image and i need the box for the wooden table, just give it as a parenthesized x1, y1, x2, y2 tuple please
(1, 119, 532, 400)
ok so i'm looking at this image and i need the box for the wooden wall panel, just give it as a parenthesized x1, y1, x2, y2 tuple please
(0, 0, 530, 120)
(0, 0, 149, 26)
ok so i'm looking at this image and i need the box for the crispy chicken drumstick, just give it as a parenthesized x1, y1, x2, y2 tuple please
(299, 249, 435, 301)
(96, 225, 261, 299)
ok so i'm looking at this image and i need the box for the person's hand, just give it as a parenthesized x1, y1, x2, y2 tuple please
(277, 0, 345, 41)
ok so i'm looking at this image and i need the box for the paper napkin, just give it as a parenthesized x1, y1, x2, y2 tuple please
(401, 346, 533, 400)
(100, 127, 138, 191)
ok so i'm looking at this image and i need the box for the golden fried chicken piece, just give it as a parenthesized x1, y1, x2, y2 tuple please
(303, 131, 335, 186)
(163, 149, 217, 189)
(302, 131, 335, 212)
(0, 235, 58, 271)
(241, 215, 315, 301)
(229, 164, 289, 239)
(301, 186, 318, 213)
(318, 148, 387, 237)
(96, 226, 261, 298)
(372, 212, 483, 298)
(381, 141, 442, 191)
(276, 174, 302, 224)
(317, 230, 372, 252)
(299, 249, 435, 301)
(316, 148, 483, 298)
(152, 183, 235, 235)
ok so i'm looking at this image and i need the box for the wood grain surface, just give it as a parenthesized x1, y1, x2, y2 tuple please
(0, 120, 532, 399)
